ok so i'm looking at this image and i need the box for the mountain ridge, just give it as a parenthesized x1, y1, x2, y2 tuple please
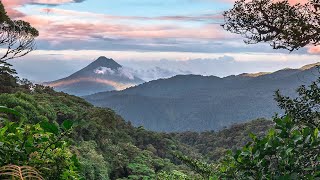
(85, 62, 320, 132)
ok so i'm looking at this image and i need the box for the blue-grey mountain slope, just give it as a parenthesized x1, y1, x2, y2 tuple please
(85, 63, 320, 132)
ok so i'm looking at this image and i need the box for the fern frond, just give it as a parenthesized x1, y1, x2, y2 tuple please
(0, 165, 44, 180)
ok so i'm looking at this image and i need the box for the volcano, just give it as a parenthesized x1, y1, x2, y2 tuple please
(45, 56, 144, 96)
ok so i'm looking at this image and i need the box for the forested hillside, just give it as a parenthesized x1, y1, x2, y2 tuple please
(172, 119, 274, 162)
(0, 79, 273, 179)
(85, 64, 319, 132)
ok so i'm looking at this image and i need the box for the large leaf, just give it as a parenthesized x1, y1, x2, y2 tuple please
(62, 120, 73, 130)
(40, 121, 59, 135)
(0, 106, 22, 117)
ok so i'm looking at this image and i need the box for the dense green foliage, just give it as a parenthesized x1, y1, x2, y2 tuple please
(219, 116, 319, 179)
(0, 87, 197, 179)
(0, 72, 275, 179)
(172, 119, 273, 162)
(3, 58, 318, 179)
(177, 79, 320, 179)
(0, 106, 79, 179)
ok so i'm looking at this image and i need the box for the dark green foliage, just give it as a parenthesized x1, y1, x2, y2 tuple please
(4, 59, 318, 180)
(126, 151, 157, 179)
(74, 141, 110, 180)
(219, 115, 320, 179)
(275, 80, 320, 128)
(3, 79, 309, 179)
(0, 63, 18, 93)
(8, 87, 286, 179)
(173, 119, 273, 162)
(173, 152, 215, 179)
(0, 91, 204, 179)
(157, 170, 193, 180)
(0, 105, 22, 116)
(0, 92, 56, 123)
(179, 79, 320, 179)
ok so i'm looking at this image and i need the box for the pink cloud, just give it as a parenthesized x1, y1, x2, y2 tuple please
(0, 0, 235, 47)
(307, 46, 320, 54)
(2, 0, 26, 18)
(31, 18, 227, 40)
(40, 8, 223, 22)
(12, 6, 227, 42)
(2, 0, 82, 18)
(286, 0, 309, 4)
(31, 0, 74, 4)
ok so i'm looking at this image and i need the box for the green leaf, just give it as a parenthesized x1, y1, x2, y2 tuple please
(0, 126, 8, 136)
(62, 120, 73, 130)
(303, 167, 313, 171)
(285, 147, 293, 155)
(240, 151, 250, 156)
(249, 132, 257, 140)
(314, 128, 319, 138)
(0, 106, 22, 117)
(40, 121, 59, 135)
(293, 134, 303, 144)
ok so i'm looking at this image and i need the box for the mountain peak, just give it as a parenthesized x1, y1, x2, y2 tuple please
(86, 56, 122, 71)
(45, 56, 144, 96)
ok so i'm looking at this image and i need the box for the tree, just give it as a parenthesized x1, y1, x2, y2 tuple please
(0, 1, 38, 62)
(222, 0, 320, 51)
(0, 1, 38, 93)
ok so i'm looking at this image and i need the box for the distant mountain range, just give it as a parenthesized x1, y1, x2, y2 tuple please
(45, 56, 144, 96)
(85, 62, 320, 132)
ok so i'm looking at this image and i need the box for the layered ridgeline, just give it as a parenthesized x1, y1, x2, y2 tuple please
(45, 56, 144, 96)
(85, 62, 320, 132)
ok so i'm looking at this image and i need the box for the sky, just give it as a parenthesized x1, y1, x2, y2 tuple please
(2, 0, 320, 82)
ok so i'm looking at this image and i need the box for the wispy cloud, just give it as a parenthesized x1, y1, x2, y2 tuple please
(40, 8, 223, 22)
(2, 0, 87, 18)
